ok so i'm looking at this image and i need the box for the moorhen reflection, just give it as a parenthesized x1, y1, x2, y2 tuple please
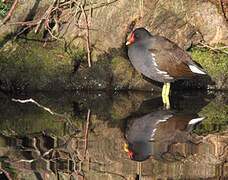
(124, 109, 205, 162)
(126, 28, 207, 109)
(123, 91, 213, 162)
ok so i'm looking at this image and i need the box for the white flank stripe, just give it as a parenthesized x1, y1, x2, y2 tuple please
(189, 65, 206, 74)
(188, 117, 206, 125)
(152, 53, 173, 79)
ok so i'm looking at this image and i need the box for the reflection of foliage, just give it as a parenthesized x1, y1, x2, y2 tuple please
(194, 101, 228, 135)
(0, 0, 12, 18)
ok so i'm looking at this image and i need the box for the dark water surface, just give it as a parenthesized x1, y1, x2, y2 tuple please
(0, 90, 227, 180)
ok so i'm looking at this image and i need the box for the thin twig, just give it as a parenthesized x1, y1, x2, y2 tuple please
(9, 19, 41, 26)
(198, 42, 228, 54)
(219, 0, 227, 20)
(80, 4, 91, 67)
(34, 0, 56, 33)
(0, 0, 18, 27)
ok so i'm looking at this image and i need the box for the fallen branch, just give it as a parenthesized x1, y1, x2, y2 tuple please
(0, 0, 18, 27)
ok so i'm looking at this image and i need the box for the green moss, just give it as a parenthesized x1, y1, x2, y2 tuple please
(188, 46, 228, 79)
(111, 56, 134, 89)
(0, 34, 74, 91)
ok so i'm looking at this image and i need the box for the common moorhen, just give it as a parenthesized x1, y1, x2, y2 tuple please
(126, 28, 207, 109)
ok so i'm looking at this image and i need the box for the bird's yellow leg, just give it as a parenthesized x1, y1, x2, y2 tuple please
(165, 82, 171, 109)
(124, 143, 129, 152)
(162, 82, 171, 109)
(165, 82, 171, 97)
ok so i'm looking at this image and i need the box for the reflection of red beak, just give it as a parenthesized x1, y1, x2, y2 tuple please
(128, 150, 133, 160)
(126, 33, 135, 45)
(124, 143, 133, 159)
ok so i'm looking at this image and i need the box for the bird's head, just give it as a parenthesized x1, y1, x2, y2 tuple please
(126, 28, 151, 45)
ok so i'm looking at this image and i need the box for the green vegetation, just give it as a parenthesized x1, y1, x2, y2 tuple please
(111, 56, 134, 89)
(189, 46, 228, 79)
(0, 32, 74, 91)
(0, 0, 12, 18)
(189, 46, 228, 135)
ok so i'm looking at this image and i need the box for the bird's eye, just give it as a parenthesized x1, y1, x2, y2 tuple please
(134, 33, 140, 39)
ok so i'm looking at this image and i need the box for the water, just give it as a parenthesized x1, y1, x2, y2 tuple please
(0, 90, 227, 180)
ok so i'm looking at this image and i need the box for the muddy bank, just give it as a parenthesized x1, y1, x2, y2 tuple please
(0, 0, 228, 93)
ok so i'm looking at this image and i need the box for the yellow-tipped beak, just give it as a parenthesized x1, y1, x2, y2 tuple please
(124, 143, 129, 152)
(126, 41, 131, 46)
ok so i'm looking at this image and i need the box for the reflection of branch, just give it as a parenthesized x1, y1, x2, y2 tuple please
(84, 109, 91, 158)
(12, 98, 55, 115)
(12, 98, 79, 133)
(9, 98, 91, 179)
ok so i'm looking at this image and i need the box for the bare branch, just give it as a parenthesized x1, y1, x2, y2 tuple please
(0, 0, 19, 27)
(198, 42, 228, 55)
(80, 4, 91, 67)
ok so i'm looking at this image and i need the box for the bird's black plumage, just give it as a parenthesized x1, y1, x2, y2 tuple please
(126, 28, 206, 83)
(126, 28, 207, 109)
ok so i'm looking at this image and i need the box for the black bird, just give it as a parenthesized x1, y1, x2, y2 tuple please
(126, 28, 207, 109)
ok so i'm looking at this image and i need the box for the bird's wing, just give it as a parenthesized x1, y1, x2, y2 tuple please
(149, 36, 205, 78)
